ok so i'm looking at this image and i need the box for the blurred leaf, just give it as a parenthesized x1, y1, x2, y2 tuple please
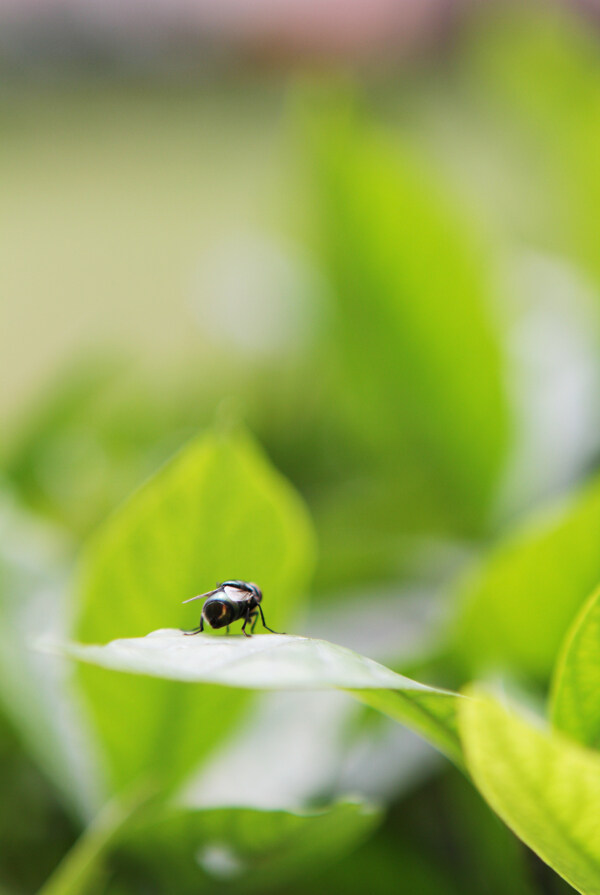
(74, 429, 316, 795)
(308, 98, 509, 534)
(114, 801, 380, 894)
(56, 630, 462, 766)
(0, 496, 100, 818)
(464, 5, 600, 282)
(376, 765, 541, 895)
(430, 769, 541, 895)
(0, 711, 78, 894)
(4, 358, 207, 537)
(4, 360, 123, 532)
(284, 761, 551, 895)
(551, 586, 600, 749)
(286, 832, 463, 895)
(454, 476, 600, 681)
(37, 785, 154, 895)
(459, 689, 600, 895)
(353, 689, 462, 769)
(185, 687, 436, 813)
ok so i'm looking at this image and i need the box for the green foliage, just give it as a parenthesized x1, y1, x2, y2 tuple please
(0, 499, 99, 818)
(76, 429, 314, 642)
(309, 100, 509, 535)
(372, 767, 545, 895)
(39, 429, 378, 895)
(464, 4, 600, 282)
(353, 690, 463, 769)
(51, 419, 600, 894)
(3, 362, 122, 533)
(8, 8, 600, 894)
(2, 360, 195, 538)
(552, 587, 600, 750)
(459, 690, 600, 895)
(74, 429, 316, 795)
(291, 833, 463, 895)
(0, 713, 78, 894)
(114, 802, 380, 894)
(37, 785, 153, 895)
(455, 476, 600, 681)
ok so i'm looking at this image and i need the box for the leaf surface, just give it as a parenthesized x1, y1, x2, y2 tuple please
(460, 690, 600, 895)
(455, 476, 600, 680)
(311, 103, 509, 533)
(551, 586, 600, 749)
(116, 801, 380, 894)
(58, 629, 463, 766)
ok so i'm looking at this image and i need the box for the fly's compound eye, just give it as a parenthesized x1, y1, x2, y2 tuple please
(248, 582, 262, 601)
(204, 599, 235, 630)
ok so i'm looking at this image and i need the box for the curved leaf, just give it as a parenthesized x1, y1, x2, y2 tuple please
(460, 690, 600, 895)
(551, 586, 600, 749)
(353, 689, 463, 770)
(455, 476, 600, 680)
(55, 630, 463, 766)
(310, 102, 509, 534)
(115, 801, 381, 894)
(37, 784, 155, 895)
(39, 787, 379, 895)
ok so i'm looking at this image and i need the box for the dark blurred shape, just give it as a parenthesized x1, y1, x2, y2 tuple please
(0, 0, 463, 69)
(4, 0, 600, 73)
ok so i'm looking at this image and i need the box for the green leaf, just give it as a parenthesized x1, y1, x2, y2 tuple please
(459, 689, 600, 895)
(114, 801, 380, 894)
(551, 586, 600, 749)
(464, 6, 600, 285)
(4, 360, 120, 533)
(74, 429, 316, 795)
(455, 476, 600, 680)
(55, 630, 463, 767)
(309, 99, 509, 534)
(352, 689, 463, 770)
(37, 784, 156, 895)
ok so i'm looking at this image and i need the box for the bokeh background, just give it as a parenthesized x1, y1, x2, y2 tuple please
(3, 0, 600, 892)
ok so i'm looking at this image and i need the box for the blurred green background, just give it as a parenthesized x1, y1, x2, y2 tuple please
(3, 0, 600, 892)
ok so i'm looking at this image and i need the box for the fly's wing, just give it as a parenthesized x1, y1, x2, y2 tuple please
(222, 584, 253, 604)
(182, 588, 222, 605)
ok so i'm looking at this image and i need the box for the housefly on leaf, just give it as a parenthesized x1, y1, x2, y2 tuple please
(182, 580, 282, 637)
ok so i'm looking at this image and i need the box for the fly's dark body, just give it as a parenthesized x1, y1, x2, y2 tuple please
(182, 579, 280, 637)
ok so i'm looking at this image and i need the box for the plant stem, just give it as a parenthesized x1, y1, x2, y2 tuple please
(37, 784, 156, 895)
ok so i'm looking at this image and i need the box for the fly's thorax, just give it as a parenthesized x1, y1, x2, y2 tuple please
(219, 580, 262, 603)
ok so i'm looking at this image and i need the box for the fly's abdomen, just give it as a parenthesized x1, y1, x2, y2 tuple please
(203, 598, 240, 629)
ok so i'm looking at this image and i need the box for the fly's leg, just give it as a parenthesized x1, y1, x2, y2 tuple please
(259, 605, 283, 634)
(183, 617, 204, 636)
(226, 625, 230, 634)
(250, 611, 259, 633)
(241, 608, 253, 637)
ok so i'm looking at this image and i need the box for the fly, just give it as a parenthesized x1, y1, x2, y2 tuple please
(182, 579, 281, 637)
